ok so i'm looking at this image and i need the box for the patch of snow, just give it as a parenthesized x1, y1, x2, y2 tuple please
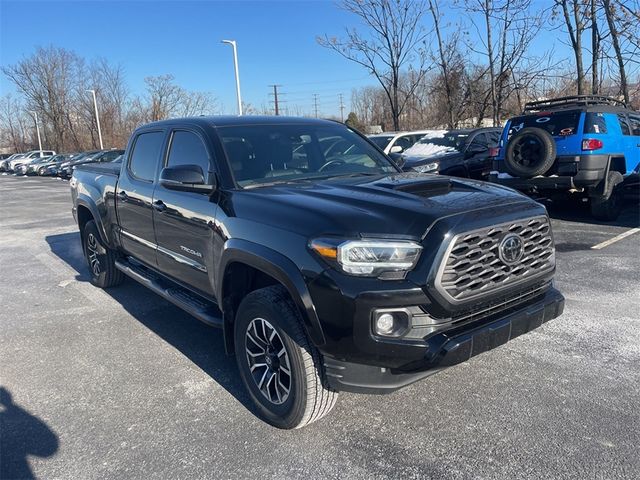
(497, 173, 514, 179)
(404, 143, 456, 157)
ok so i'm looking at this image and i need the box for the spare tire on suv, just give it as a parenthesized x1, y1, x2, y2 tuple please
(504, 127, 556, 178)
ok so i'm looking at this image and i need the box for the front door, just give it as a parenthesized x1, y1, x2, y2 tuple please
(153, 129, 217, 296)
(116, 130, 166, 267)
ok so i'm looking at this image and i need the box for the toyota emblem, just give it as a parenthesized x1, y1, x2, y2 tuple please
(499, 234, 524, 264)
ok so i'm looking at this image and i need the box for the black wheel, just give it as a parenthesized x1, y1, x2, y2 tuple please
(82, 220, 124, 288)
(234, 285, 337, 429)
(504, 127, 556, 178)
(591, 171, 624, 221)
(38, 167, 45, 175)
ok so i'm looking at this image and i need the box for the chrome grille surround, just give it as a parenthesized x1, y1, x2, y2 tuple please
(435, 216, 555, 304)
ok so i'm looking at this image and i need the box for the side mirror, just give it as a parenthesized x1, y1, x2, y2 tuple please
(160, 164, 216, 194)
(390, 145, 404, 154)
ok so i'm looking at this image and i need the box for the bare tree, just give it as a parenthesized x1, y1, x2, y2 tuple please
(554, 0, 589, 95)
(602, 0, 632, 103)
(2, 46, 83, 151)
(318, 0, 431, 131)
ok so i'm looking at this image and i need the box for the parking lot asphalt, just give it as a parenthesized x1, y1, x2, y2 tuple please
(1, 174, 639, 480)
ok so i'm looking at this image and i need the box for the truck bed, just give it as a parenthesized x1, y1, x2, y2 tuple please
(75, 162, 121, 176)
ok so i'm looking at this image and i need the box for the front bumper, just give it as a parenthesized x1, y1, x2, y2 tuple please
(324, 287, 564, 394)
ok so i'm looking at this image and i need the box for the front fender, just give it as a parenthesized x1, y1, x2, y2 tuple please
(217, 239, 326, 348)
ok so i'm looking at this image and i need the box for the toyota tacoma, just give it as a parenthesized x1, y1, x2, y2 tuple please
(71, 116, 564, 429)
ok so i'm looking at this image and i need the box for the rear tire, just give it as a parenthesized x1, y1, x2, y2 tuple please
(82, 220, 124, 288)
(504, 127, 556, 178)
(591, 171, 624, 221)
(234, 285, 337, 429)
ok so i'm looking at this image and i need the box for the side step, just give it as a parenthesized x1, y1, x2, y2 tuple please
(115, 258, 223, 328)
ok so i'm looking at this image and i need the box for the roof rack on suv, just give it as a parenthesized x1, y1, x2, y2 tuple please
(523, 95, 626, 113)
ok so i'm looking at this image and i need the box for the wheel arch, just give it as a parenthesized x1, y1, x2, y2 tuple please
(218, 239, 326, 354)
(75, 197, 110, 246)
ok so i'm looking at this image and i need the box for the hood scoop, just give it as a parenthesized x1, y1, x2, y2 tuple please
(388, 177, 453, 198)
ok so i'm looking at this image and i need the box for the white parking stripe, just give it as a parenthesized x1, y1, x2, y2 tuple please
(591, 228, 640, 250)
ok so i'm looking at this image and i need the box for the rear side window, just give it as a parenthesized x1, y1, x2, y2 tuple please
(618, 114, 632, 135)
(629, 115, 640, 136)
(166, 130, 211, 176)
(508, 111, 580, 138)
(583, 113, 607, 134)
(128, 131, 164, 181)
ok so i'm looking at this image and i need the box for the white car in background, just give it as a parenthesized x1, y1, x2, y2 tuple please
(367, 130, 446, 155)
(8, 150, 56, 171)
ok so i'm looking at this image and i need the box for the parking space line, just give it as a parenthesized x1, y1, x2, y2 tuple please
(591, 228, 640, 250)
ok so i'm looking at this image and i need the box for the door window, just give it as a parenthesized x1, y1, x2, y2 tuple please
(166, 131, 211, 176)
(128, 131, 164, 181)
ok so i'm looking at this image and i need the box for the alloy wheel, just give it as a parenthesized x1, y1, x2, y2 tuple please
(86, 233, 101, 276)
(245, 317, 292, 405)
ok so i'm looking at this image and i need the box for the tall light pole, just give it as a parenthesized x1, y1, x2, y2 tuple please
(87, 89, 104, 149)
(221, 40, 243, 115)
(29, 111, 43, 151)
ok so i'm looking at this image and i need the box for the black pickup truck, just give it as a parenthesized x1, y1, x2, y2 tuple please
(71, 116, 564, 429)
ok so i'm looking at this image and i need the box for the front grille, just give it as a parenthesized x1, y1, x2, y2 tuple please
(436, 216, 554, 302)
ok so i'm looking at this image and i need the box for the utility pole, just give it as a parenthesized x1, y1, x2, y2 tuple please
(338, 93, 345, 122)
(269, 84, 282, 115)
(222, 40, 243, 115)
(312, 94, 319, 118)
(87, 89, 104, 149)
(29, 111, 43, 151)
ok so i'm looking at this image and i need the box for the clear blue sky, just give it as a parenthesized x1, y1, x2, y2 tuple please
(1, 0, 560, 117)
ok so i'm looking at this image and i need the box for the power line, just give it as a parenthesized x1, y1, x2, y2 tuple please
(338, 93, 345, 122)
(312, 94, 319, 118)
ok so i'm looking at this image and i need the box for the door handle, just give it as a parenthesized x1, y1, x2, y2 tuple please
(153, 200, 167, 212)
(117, 191, 128, 201)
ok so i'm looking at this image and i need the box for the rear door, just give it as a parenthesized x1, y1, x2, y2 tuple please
(116, 129, 166, 267)
(153, 128, 217, 296)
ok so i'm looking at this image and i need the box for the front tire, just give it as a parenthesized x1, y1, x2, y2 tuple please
(234, 285, 337, 429)
(82, 220, 124, 288)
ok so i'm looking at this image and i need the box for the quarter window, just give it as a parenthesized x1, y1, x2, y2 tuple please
(128, 131, 164, 181)
(166, 131, 211, 176)
(583, 113, 607, 134)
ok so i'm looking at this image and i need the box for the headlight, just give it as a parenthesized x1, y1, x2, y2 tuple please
(310, 238, 422, 277)
(413, 162, 439, 174)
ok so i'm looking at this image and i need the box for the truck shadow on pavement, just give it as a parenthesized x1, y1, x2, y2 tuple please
(0, 387, 59, 480)
(45, 233, 255, 416)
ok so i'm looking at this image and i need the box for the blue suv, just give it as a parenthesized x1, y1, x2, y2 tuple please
(491, 96, 640, 220)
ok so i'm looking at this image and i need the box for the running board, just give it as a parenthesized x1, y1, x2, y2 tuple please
(115, 258, 223, 328)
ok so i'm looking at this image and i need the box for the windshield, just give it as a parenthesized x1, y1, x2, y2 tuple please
(218, 124, 398, 188)
(368, 135, 394, 149)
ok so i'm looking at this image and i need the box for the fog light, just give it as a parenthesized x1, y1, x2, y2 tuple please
(373, 309, 411, 337)
(376, 313, 395, 335)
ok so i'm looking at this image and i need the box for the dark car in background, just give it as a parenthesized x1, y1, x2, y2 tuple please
(398, 128, 502, 180)
(58, 150, 102, 178)
(61, 149, 124, 177)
